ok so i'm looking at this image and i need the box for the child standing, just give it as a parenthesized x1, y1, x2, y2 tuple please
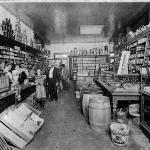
(35, 69, 46, 109)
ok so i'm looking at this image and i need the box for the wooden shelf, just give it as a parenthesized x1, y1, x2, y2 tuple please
(69, 55, 109, 58)
(0, 34, 43, 54)
(115, 28, 150, 50)
(126, 28, 150, 45)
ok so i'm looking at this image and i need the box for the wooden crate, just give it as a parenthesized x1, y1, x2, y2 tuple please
(0, 122, 27, 149)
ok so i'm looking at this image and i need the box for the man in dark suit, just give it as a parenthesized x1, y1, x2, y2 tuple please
(61, 64, 69, 90)
(46, 62, 60, 101)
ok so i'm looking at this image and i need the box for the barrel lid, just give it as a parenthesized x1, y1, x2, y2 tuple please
(89, 96, 109, 101)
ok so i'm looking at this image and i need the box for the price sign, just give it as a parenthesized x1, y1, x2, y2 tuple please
(54, 53, 68, 60)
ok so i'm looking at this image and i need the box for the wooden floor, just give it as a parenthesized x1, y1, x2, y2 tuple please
(25, 89, 150, 150)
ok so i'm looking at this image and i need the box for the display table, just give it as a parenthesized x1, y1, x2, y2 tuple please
(94, 78, 140, 119)
(0, 84, 36, 113)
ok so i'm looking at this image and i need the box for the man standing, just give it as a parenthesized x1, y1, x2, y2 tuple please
(46, 62, 60, 101)
(61, 64, 69, 90)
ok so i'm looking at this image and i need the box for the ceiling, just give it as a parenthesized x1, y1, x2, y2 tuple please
(1, 2, 148, 43)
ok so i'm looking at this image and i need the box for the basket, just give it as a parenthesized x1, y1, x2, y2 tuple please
(110, 122, 129, 146)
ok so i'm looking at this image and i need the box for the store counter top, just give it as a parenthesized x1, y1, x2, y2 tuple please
(0, 84, 36, 113)
(94, 78, 140, 119)
(0, 91, 15, 100)
(0, 84, 36, 100)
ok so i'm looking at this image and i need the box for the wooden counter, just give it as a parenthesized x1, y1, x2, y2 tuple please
(94, 78, 140, 119)
(0, 84, 36, 113)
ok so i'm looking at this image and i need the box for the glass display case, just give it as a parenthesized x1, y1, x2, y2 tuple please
(97, 71, 141, 92)
(140, 66, 150, 93)
(140, 66, 150, 139)
(142, 94, 150, 126)
(141, 91, 150, 140)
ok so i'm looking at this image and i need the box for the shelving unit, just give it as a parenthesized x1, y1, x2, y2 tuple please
(69, 55, 109, 78)
(114, 27, 150, 74)
(113, 27, 150, 140)
(0, 34, 43, 54)
(0, 33, 47, 67)
(69, 54, 109, 89)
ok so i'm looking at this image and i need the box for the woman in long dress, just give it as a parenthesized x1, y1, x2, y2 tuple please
(4, 63, 13, 85)
(12, 64, 20, 84)
(35, 69, 46, 109)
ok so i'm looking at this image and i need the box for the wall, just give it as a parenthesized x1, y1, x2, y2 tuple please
(45, 37, 113, 69)
(45, 38, 113, 59)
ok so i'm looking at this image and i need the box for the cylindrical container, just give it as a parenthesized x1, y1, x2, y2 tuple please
(129, 104, 139, 116)
(89, 96, 111, 132)
(116, 108, 128, 123)
(110, 122, 129, 146)
(82, 93, 103, 121)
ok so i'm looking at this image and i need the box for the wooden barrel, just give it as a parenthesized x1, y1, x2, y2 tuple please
(82, 94, 103, 121)
(89, 96, 111, 133)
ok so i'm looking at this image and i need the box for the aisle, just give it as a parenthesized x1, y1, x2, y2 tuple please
(26, 90, 143, 150)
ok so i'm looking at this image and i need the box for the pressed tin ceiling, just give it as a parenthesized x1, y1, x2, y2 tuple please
(1, 2, 148, 42)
